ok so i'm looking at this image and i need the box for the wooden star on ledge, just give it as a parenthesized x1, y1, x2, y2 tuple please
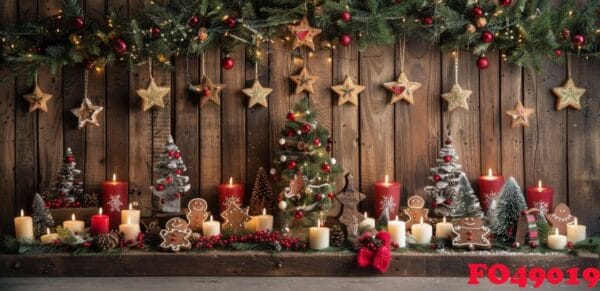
(287, 16, 321, 51)
(71, 97, 104, 129)
(24, 84, 53, 113)
(331, 75, 365, 106)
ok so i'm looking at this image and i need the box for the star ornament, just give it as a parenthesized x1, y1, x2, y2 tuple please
(442, 83, 472, 111)
(290, 66, 319, 95)
(331, 75, 365, 106)
(505, 100, 534, 128)
(242, 80, 273, 108)
(383, 72, 422, 104)
(71, 97, 104, 129)
(287, 16, 321, 51)
(552, 78, 586, 111)
(24, 85, 53, 113)
(197, 75, 226, 107)
(137, 77, 170, 111)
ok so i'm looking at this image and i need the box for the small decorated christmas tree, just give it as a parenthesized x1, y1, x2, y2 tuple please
(453, 173, 484, 218)
(150, 135, 191, 213)
(490, 177, 527, 242)
(43, 147, 85, 208)
(32, 193, 55, 237)
(248, 167, 276, 216)
(272, 97, 341, 231)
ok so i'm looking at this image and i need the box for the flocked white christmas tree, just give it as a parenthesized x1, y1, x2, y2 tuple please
(150, 135, 191, 213)
(490, 177, 527, 242)
(454, 173, 484, 217)
(45, 147, 84, 207)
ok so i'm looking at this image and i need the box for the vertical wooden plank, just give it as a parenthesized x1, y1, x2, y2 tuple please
(221, 47, 246, 185)
(269, 40, 291, 163)
(500, 63, 524, 184)
(360, 45, 395, 213)
(479, 53, 501, 176)
(306, 48, 332, 131)
(62, 66, 85, 174)
(568, 56, 600, 234)
(394, 39, 441, 205)
(151, 63, 172, 212)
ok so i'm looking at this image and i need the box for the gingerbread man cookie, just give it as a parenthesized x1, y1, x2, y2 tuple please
(451, 217, 491, 250)
(160, 217, 192, 252)
(186, 198, 210, 232)
(404, 195, 429, 230)
(545, 203, 576, 235)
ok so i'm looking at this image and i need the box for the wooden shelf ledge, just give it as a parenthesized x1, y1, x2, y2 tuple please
(1, 251, 598, 277)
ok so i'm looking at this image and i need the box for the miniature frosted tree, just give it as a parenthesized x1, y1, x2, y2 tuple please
(32, 193, 55, 237)
(486, 198, 499, 227)
(44, 147, 84, 207)
(490, 177, 527, 242)
(453, 173, 484, 218)
(150, 135, 191, 213)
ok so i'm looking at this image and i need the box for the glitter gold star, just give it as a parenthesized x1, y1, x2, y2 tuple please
(242, 80, 273, 108)
(442, 83, 471, 111)
(552, 78, 585, 111)
(137, 77, 170, 111)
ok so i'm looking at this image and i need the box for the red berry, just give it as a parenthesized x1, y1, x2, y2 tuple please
(421, 17, 433, 26)
(221, 56, 235, 70)
(476, 55, 489, 70)
(74, 201, 80, 207)
(481, 31, 494, 43)
(202, 87, 211, 97)
(433, 175, 442, 182)
(472, 6, 483, 18)
(188, 15, 200, 27)
(301, 123, 311, 134)
(340, 11, 351, 23)
(321, 163, 331, 174)
(287, 160, 297, 170)
(566, 241, 574, 249)
(286, 111, 296, 121)
(529, 241, 538, 248)
(66, 155, 75, 163)
(83, 241, 91, 248)
(225, 17, 237, 28)
(394, 0, 402, 3)
(114, 39, 128, 54)
(312, 138, 321, 146)
(339, 33, 352, 46)
(572, 34, 585, 46)
(554, 49, 562, 57)
(328, 192, 335, 199)
(73, 16, 85, 29)
(500, 0, 512, 7)
(176, 193, 182, 199)
(443, 155, 452, 163)
(150, 27, 161, 39)
(156, 184, 165, 191)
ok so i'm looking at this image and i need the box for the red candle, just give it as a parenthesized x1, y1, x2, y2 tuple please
(217, 177, 245, 213)
(102, 173, 129, 229)
(374, 175, 401, 220)
(526, 180, 554, 215)
(90, 208, 110, 236)
(478, 168, 505, 213)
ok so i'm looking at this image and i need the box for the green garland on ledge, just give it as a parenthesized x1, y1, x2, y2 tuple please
(0, 0, 599, 80)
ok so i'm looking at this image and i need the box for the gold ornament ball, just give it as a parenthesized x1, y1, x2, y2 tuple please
(69, 34, 82, 46)
(475, 17, 487, 28)
(197, 27, 208, 42)
(466, 24, 476, 34)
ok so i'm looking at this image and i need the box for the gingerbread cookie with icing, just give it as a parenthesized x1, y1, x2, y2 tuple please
(160, 217, 192, 252)
(452, 217, 491, 250)
(186, 198, 210, 232)
(404, 195, 429, 230)
(545, 203, 576, 235)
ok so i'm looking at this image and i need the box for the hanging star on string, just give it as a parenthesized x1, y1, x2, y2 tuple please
(242, 80, 273, 108)
(383, 72, 421, 104)
(290, 66, 319, 95)
(552, 78, 585, 111)
(198, 75, 226, 107)
(505, 100, 534, 128)
(287, 16, 321, 51)
(71, 97, 104, 128)
(137, 77, 169, 111)
(442, 83, 471, 111)
(24, 84, 53, 113)
(331, 75, 365, 106)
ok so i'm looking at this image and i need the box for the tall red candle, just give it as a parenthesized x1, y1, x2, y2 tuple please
(478, 169, 505, 213)
(217, 177, 245, 213)
(374, 175, 401, 220)
(526, 180, 554, 215)
(90, 208, 110, 236)
(102, 173, 129, 229)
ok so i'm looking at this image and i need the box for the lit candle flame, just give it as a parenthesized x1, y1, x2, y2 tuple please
(574, 217, 578, 226)
(209, 215, 213, 222)
(488, 168, 493, 176)
(71, 213, 76, 221)
(317, 219, 321, 227)
(20, 209, 24, 217)
(364, 212, 368, 219)
(99, 208, 103, 215)
(384, 174, 389, 185)
(395, 215, 399, 221)
(420, 217, 424, 225)
(229, 177, 233, 186)
(443, 216, 446, 223)
(555, 228, 559, 236)
(129, 203, 133, 210)
(262, 208, 267, 215)
(46, 228, 50, 235)
(112, 173, 117, 182)
(538, 180, 542, 188)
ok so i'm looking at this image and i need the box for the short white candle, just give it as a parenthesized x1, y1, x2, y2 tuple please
(358, 212, 376, 230)
(255, 208, 274, 232)
(566, 218, 586, 243)
(63, 213, 85, 233)
(119, 216, 140, 241)
(203, 215, 221, 237)
(14, 209, 34, 240)
(412, 217, 432, 244)
(387, 215, 406, 248)
(121, 203, 140, 225)
(548, 228, 567, 250)
(435, 217, 453, 239)
(309, 219, 330, 250)
(40, 228, 59, 244)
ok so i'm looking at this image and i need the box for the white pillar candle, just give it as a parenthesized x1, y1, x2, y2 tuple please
(548, 228, 567, 250)
(121, 203, 140, 225)
(412, 217, 432, 244)
(203, 215, 221, 237)
(358, 212, 376, 230)
(255, 208, 274, 232)
(309, 219, 330, 250)
(118, 216, 140, 241)
(63, 213, 85, 233)
(244, 217, 257, 232)
(40, 228, 59, 244)
(387, 215, 406, 248)
(435, 217, 453, 239)
(14, 209, 34, 240)
(566, 218, 586, 243)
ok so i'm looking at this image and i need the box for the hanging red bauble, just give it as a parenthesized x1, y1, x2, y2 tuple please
(500, 0, 512, 7)
(150, 27, 161, 39)
(339, 33, 352, 46)
(225, 17, 237, 28)
(221, 56, 235, 70)
(314, 193, 323, 201)
(481, 31, 494, 43)
(476, 55, 489, 70)
(167, 150, 174, 157)
(421, 17, 433, 26)
(287, 160, 297, 170)
(321, 163, 331, 174)
(173, 151, 181, 159)
(188, 14, 200, 27)
(301, 123, 311, 134)
(443, 155, 452, 163)
(294, 210, 304, 219)
(471, 6, 484, 18)
(114, 39, 128, 54)
(66, 155, 75, 163)
(73, 16, 85, 29)
(341, 11, 352, 23)
(287, 130, 295, 137)
(554, 49, 562, 57)
(571, 34, 585, 46)
(313, 138, 321, 146)
(433, 175, 442, 182)
(156, 184, 165, 191)
(287, 111, 296, 121)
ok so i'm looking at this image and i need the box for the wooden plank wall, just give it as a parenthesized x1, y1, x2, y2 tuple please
(0, 1, 599, 236)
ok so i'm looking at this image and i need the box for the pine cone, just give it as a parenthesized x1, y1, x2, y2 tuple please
(330, 224, 346, 247)
(83, 193, 99, 207)
(94, 230, 121, 251)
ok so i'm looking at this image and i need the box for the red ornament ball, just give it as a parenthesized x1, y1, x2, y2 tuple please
(114, 39, 128, 54)
(173, 151, 181, 159)
(321, 163, 331, 174)
(421, 17, 433, 26)
(287, 160, 297, 170)
(314, 193, 323, 201)
(328, 192, 335, 199)
(73, 16, 85, 29)
(572, 34, 585, 46)
(561, 28, 571, 40)
(339, 33, 352, 46)
(165, 176, 173, 184)
(554, 49, 562, 57)
(443, 155, 452, 163)
(301, 123, 312, 134)
(156, 184, 165, 191)
(481, 31, 494, 43)
(202, 87, 211, 97)
(287, 130, 295, 137)
(226, 17, 237, 28)
(313, 138, 321, 146)
(566, 241, 574, 249)
(472, 6, 484, 18)
(341, 11, 352, 23)
(286, 111, 296, 121)
(445, 139, 452, 145)
(66, 155, 75, 163)
(221, 56, 235, 70)
(150, 27, 161, 39)
(175, 169, 183, 175)
(176, 193, 182, 199)
(500, 0, 512, 7)
(476, 55, 489, 70)
(188, 15, 200, 27)
(294, 210, 304, 219)
(433, 175, 442, 182)
(529, 241, 538, 248)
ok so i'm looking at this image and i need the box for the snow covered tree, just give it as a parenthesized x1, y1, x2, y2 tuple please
(43, 147, 85, 208)
(150, 135, 191, 213)
(453, 173, 484, 218)
(486, 198, 499, 228)
(32, 193, 55, 237)
(490, 177, 527, 242)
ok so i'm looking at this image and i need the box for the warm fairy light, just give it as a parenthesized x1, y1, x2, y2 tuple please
(20, 209, 24, 217)
(99, 208, 103, 215)
(327, 57, 332, 63)
(308, 52, 314, 57)
(71, 213, 76, 221)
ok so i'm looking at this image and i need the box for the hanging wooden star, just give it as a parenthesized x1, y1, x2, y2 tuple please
(220, 202, 251, 233)
(505, 100, 535, 128)
(71, 97, 104, 129)
(290, 66, 319, 95)
(198, 75, 226, 107)
(24, 84, 53, 113)
(287, 16, 321, 51)
(383, 72, 422, 104)
(137, 77, 170, 111)
(442, 83, 471, 111)
(242, 80, 272, 108)
(331, 75, 365, 106)
(552, 78, 585, 111)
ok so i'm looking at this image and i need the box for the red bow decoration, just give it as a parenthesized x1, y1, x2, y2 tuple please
(356, 231, 392, 273)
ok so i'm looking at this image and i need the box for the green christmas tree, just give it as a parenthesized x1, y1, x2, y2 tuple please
(150, 135, 191, 213)
(272, 97, 341, 228)
(490, 177, 527, 242)
(453, 173, 484, 218)
(43, 147, 85, 208)
(32, 193, 55, 237)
